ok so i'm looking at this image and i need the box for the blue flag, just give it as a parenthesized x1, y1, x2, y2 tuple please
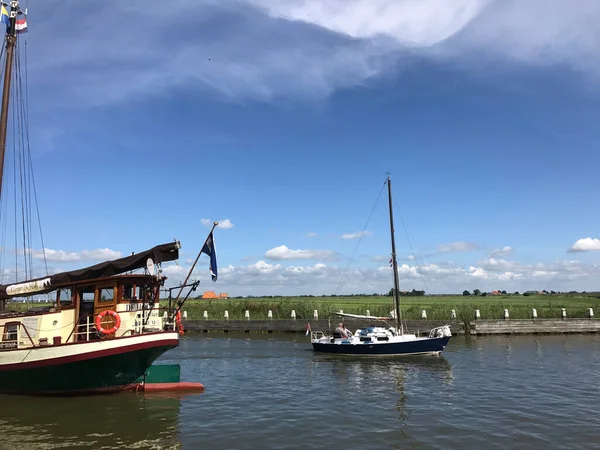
(1, 6, 9, 26)
(201, 232, 218, 281)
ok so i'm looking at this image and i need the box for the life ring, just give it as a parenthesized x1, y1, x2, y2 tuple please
(95, 310, 121, 335)
(176, 310, 184, 335)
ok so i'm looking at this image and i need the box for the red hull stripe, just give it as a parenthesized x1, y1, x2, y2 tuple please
(0, 339, 179, 372)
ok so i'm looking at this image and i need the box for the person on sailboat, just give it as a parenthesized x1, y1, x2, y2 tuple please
(335, 323, 352, 338)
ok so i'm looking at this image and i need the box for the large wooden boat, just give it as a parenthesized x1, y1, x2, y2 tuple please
(0, 1, 217, 394)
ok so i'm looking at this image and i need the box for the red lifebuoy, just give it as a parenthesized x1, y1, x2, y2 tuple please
(95, 310, 121, 335)
(176, 310, 184, 335)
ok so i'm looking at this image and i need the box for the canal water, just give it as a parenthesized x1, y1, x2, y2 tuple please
(0, 334, 599, 449)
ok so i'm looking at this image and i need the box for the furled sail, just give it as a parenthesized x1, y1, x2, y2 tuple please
(0, 241, 181, 299)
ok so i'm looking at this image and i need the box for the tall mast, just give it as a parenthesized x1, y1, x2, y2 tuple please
(0, 0, 19, 201)
(0, 1, 19, 311)
(387, 176, 403, 334)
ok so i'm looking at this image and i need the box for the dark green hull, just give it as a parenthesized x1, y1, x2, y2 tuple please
(0, 334, 179, 395)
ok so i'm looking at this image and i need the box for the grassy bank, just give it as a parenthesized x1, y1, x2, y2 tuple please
(181, 294, 600, 321)
(7, 294, 598, 321)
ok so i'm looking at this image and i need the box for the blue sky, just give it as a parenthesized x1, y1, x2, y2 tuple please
(2, 0, 600, 296)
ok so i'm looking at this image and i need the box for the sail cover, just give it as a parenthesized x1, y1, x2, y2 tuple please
(0, 242, 180, 299)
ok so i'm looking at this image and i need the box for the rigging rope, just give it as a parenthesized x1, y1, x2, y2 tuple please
(334, 181, 386, 296)
(0, 24, 47, 293)
(391, 182, 431, 294)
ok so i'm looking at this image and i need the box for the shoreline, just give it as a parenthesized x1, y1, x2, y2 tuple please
(182, 318, 600, 336)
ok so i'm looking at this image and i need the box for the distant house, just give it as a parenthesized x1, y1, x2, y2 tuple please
(491, 290, 501, 295)
(202, 291, 228, 299)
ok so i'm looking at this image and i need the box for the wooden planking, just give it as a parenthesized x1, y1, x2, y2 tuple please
(182, 319, 600, 335)
(470, 319, 600, 335)
(183, 319, 461, 334)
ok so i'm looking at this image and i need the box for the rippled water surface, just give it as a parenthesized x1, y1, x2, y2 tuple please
(0, 334, 599, 449)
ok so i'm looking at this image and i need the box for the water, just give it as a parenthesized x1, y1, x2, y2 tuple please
(0, 334, 599, 449)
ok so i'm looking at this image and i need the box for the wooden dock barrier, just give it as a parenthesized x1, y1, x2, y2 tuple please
(468, 319, 600, 335)
(183, 319, 461, 334)
(182, 318, 600, 336)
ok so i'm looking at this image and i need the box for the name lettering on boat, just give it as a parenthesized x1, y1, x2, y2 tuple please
(0, 341, 17, 350)
(125, 303, 153, 312)
(6, 277, 51, 296)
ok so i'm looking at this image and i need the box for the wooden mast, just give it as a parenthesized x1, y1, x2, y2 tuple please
(0, 1, 19, 311)
(0, 0, 19, 200)
(387, 176, 403, 335)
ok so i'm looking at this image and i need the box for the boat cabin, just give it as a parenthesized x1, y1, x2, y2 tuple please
(0, 274, 171, 351)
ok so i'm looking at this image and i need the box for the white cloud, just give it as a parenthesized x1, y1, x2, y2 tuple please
(265, 245, 337, 261)
(247, 0, 600, 84)
(569, 238, 600, 252)
(28, 0, 598, 109)
(340, 231, 373, 239)
(218, 219, 235, 229)
(438, 241, 479, 253)
(306, 232, 318, 237)
(32, 248, 122, 262)
(490, 246, 513, 257)
(201, 218, 234, 229)
(157, 255, 600, 296)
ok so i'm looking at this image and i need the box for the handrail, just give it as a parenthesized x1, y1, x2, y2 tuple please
(5, 320, 36, 348)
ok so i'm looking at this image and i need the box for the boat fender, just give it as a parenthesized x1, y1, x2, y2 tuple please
(176, 310, 185, 335)
(95, 310, 121, 335)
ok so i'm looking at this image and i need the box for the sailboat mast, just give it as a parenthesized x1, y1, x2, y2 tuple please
(387, 176, 403, 334)
(0, 0, 19, 200)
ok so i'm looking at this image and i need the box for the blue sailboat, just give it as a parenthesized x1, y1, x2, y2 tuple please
(310, 177, 452, 356)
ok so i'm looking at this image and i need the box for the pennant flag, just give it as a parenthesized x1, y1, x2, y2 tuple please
(15, 18, 27, 34)
(201, 231, 218, 281)
(305, 323, 311, 336)
(1, 7, 9, 26)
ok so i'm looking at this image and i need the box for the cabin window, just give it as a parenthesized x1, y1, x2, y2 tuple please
(3, 324, 18, 342)
(57, 288, 74, 307)
(79, 288, 94, 303)
(99, 287, 115, 303)
(122, 285, 140, 300)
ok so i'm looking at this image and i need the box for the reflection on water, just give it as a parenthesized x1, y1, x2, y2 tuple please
(0, 392, 187, 450)
(312, 353, 453, 427)
(0, 335, 599, 449)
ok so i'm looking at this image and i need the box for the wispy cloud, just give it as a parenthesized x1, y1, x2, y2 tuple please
(201, 218, 234, 229)
(306, 232, 318, 237)
(569, 238, 600, 252)
(26, 0, 600, 107)
(490, 246, 513, 257)
(438, 241, 479, 253)
(264, 245, 338, 261)
(32, 248, 122, 262)
(340, 231, 373, 239)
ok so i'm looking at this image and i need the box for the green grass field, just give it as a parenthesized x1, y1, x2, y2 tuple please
(8, 294, 598, 322)
(180, 294, 600, 321)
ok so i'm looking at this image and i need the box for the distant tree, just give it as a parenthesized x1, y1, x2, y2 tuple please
(473, 289, 481, 296)
(463, 290, 471, 296)
(501, 290, 507, 295)
(514, 291, 520, 295)
(481, 292, 488, 297)
(551, 290, 556, 294)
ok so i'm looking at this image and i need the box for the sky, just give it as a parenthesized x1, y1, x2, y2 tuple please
(1, 0, 600, 296)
